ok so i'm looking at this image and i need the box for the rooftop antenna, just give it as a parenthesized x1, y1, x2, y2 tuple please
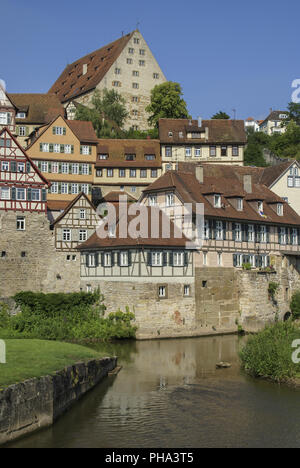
(136, 21, 140, 31)
(232, 108, 236, 120)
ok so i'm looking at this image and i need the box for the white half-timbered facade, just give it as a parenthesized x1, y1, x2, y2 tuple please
(0, 127, 50, 213)
(0, 86, 16, 134)
(51, 192, 100, 252)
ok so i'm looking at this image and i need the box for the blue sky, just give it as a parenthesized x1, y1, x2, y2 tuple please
(1, 0, 299, 120)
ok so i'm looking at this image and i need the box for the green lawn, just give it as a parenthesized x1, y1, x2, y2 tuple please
(0, 339, 105, 388)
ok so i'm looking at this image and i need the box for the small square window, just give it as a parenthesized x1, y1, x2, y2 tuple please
(158, 285, 167, 299)
(184, 285, 191, 297)
(21, 251, 26, 258)
(1, 251, 6, 258)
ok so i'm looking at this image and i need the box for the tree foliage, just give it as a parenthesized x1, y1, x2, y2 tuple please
(146, 81, 190, 127)
(211, 111, 230, 119)
(286, 102, 300, 126)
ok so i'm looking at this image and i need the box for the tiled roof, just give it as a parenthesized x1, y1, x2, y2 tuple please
(159, 119, 247, 144)
(142, 164, 300, 226)
(96, 139, 161, 168)
(260, 160, 297, 187)
(48, 32, 135, 103)
(260, 110, 289, 126)
(101, 191, 138, 203)
(47, 200, 70, 212)
(77, 206, 189, 250)
(8, 94, 65, 124)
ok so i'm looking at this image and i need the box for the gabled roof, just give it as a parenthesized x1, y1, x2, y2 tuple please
(48, 32, 135, 103)
(260, 160, 298, 187)
(51, 192, 98, 227)
(142, 164, 300, 226)
(159, 119, 247, 144)
(96, 138, 161, 168)
(77, 206, 190, 250)
(8, 93, 65, 124)
(101, 191, 138, 204)
(260, 110, 289, 126)
(26, 115, 98, 149)
(0, 127, 51, 187)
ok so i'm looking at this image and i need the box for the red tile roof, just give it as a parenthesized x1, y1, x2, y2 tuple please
(96, 138, 161, 168)
(9, 94, 64, 124)
(48, 32, 135, 103)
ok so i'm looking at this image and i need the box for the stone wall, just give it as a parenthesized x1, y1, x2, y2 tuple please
(0, 357, 117, 445)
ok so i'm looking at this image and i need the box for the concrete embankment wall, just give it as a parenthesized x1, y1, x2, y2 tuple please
(0, 357, 117, 445)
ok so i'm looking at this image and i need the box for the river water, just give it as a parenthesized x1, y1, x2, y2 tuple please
(7, 335, 300, 448)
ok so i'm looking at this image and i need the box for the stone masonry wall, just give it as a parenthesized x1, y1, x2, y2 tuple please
(0, 357, 117, 445)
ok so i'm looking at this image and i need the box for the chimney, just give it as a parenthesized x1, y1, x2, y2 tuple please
(83, 64, 88, 75)
(196, 165, 204, 184)
(243, 174, 252, 193)
(198, 116, 202, 128)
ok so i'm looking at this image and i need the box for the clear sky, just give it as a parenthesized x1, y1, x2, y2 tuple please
(1, 0, 299, 121)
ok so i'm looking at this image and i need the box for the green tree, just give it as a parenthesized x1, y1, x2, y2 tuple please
(145, 81, 190, 128)
(211, 111, 230, 119)
(244, 131, 269, 167)
(92, 89, 128, 128)
(286, 102, 300, 126)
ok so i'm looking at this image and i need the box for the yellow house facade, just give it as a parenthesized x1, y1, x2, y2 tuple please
(26, 115, 98, 203)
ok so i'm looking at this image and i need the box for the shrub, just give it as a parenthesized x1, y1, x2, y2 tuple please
(242, 263, 252, 271)
(291, 292, 300, 319)
(240, 321, 300, 383)
(1, 291, 136, 342)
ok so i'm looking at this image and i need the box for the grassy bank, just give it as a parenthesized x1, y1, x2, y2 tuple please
(0, 339, 104, 388)
(240, 321, 300, 383)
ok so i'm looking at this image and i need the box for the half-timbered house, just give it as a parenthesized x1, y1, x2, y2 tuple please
(51, 192, 100, 254)
(0, 85, 17, 134)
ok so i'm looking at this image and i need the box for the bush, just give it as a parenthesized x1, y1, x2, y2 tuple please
(0, 291, 136, 342)
(291, 292, 300, 319)
(240, 321, 300, 382)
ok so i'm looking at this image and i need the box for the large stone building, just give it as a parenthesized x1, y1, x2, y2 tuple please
(159, 118, 247, 171)
(48, 30, 166, 131)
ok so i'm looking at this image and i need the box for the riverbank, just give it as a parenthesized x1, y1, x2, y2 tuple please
(0, 354, 117, 445)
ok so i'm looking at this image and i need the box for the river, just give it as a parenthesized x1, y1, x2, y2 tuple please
(6, 334, 300, 448)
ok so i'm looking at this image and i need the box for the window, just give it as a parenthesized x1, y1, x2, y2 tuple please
(61, 183, 69, 194)
(139, 49, 145, 55)
(132, 83, 139, 89)
(61, 163, 69, 174)
(52, 162, 59, 173)
(166, 193, 175, 207)
(165, 147, 172, 157)
(158, 286, 167, 298)
(86, 285, 92, 293)
(204, 220, 210, 240)
(179, 131, 184, 139)
(53, 126, 65, 135)
(112, 81, 121, 87)
(132, 70, 139, 77)
(115, 68, 121, 75)
(51, 182, 58, 194)
(81, 184, 89, 195)
(54, 143, 60, 153)
(42, 143, 49, 152)
(149, 195, 157, 206)
(65, 144, 72, 154)
(17, 217, 25, 231)
(214, 195, 221, 208)
(168, 131, 173, 137)
(131, 186, 136, 193)
(248, 224, 254, 242)
(153, 73, 159, 79)
(184, 285, 191, 297)
(151, 169, 158, 178)
(127, 58, 133, 64)
(173, 252, 185, 267)
(145, 154, 156, 161)
(81, 145, 91, 155)
(195, 148, 201, 157)
(216, 221, 223, 240)
(128, 48, 134, 54)
(132, 110, 138, 116)
(0, 112, 11, 125)
(16, 188, 25, 200)
(232, 146, 239, 156)
(217, 253, 222, 266)
(63, 229, 71, 241)
(18, 126, 26, 137)
(82, 164, 89, 175)
(237, 198, 243, 211)
(279, 227, 287, 245)
(139, 60, 145, 66)
(80, 209, 86, 220)
(18, 162, 25, 173)
(41, 161, 48, 172)
(120, 251, 128, 267)
(71, 184, 79, 195)
(292, 228, 298, 245)
(96, 169, 103, 177)
(260, 225, 267, 243)
(221, 146, 227, 157)
(234, 223, 242, 242)
(119, 169, 125, 178)
(130, 169, 136, 178)
(277, 203, 283, 216)
(132, 96, 139, 102)
(87, 254, 96, 268)
(152, 252, 163, 266)
(1, 251, 6, 258)
(104, 252, 112, 267)
(107, 168, 114, 178)
(185, 147, 192, 158)
(21, 251, 26, 258)
(210, 146, 216, 157)
(31, 189, 40, 201)
(0, 187, 10, 200)
(140, 169, 147, 178)
(1, 161, 9, 171)
(79, 230, 87, 242)
(16, 112, 26, 119)
(258, 201, 263, 213)
(203, 252, 208, 266)
(126, 154, 136, 161)
(72, 163, 79, 175)
(133, 37, 140, 44)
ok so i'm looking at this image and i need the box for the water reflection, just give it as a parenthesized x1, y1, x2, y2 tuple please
(6, 335, 300, 448)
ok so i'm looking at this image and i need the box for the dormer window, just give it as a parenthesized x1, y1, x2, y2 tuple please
(168, 131, 173, 137)
(277, 203, 283, 216)
(237, 198, 243, 211)
(258, 201, 263, 213)
(16, 112, 26, 119)
(98, 154, 108, 160)
(214, 195, 222, 208)
(179, 131, 184, 138)
(125, 154, 136, 161)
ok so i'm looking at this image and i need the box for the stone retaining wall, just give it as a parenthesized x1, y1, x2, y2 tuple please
(0, 357, 117, 445)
